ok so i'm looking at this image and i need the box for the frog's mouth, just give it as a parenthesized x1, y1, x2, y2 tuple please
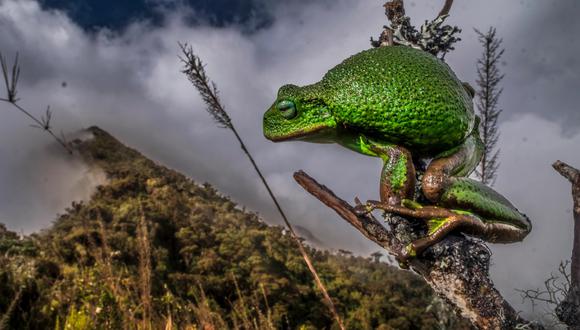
(265, 125, 336, 143)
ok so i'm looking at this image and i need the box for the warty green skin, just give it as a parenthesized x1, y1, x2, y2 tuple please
(263, 46, 531, 250)
(263, 46, 474, 156)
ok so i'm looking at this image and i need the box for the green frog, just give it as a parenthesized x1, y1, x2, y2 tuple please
(262, 45, 531, 260)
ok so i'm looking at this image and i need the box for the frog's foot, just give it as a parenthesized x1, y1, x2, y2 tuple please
(401, 198, 423, 210)
(359, 200, 530, 257)
(391, 214, 472, 265)
(352, 196, 376, 216)
(406, 215, 465, 258)
(355, 198, 530, 260)
(395, 243, 416, 268)
(352, 199, 454, 261)
(406, 213, 531, 261)
(352, 198, 375, 216)
(355, 199, 453, 219)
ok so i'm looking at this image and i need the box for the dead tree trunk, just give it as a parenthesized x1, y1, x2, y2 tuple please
(553, 160, 580, 328)
(294, 171, 543, 329)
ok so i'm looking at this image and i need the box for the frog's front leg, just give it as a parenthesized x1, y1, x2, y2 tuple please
(375, 144, 416, 205)
(339, 134, 416, 205)
(358, 136, 416, 205)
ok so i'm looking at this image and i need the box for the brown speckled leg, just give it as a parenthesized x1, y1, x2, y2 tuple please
(421, 130, 531, 232)
(370, 143, 416, 206)
(355, 201, 530, 260)
(354, 128, 530, 260)
(422, 131, 483, 204)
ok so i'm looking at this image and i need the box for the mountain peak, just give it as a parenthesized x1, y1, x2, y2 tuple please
(0, 126, 469, 329)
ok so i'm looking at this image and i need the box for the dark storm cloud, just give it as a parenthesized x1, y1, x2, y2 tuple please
(37, 0, 274, 32)
(0, 0, 579, 320)
(37, 0, 169, 30)
(497, 0, 580, 133)
(429, 0, 580, 133)
(36, 0, 347, 34)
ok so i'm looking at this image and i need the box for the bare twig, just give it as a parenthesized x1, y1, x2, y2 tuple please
(370, 1, 406, 47)
(178, 43, 345, 330)
(438, 0, 455, 18)
(519, 260, 570, 312)
(0, 52, 19, 103)
(554, 161, 580, 186)
(0, 285, 24, 330)
(0, 52, 72, 154)
(294, 170, 543, 329)
(553, 161, 580, 288)
(552, 160, 580, 327)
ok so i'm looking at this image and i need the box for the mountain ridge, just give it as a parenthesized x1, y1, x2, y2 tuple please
(0, 126, 470, 329)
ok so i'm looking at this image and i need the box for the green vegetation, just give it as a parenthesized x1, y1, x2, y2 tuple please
(0, 127, 470, 329)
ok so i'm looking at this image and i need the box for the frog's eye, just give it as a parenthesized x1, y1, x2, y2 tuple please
(276, 100, 297, 119)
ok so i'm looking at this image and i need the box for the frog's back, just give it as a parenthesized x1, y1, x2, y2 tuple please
(320, 46, 474, 154)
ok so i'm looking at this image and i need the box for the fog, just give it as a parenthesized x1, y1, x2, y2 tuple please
(0, 0, 579, 320)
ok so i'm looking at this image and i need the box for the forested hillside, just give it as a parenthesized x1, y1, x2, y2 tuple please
(0, 127, 470, 329)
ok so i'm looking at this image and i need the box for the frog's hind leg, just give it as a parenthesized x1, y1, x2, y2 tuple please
(421, 128, 531, 232)
(358, 202, 530, 259)
(409, 213, 530, 259)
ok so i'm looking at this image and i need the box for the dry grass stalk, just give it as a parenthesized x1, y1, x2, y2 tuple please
(137, 202, 153, 330)
(92, 215, 134, 327)
(191, 283, 226, 330)
(0, 51, 73, 154)
(231, 273, 252, 328)
(0, 286, 24, 330)
(179, 43, 345, 330)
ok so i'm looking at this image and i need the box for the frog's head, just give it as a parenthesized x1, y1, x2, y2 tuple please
(263, 84, 336, 142)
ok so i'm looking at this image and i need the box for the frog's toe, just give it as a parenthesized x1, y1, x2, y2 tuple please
(395, 243, 417, 269)
(353, 203, 373, 216)
(427, 217, 452, 235)
(403, 243, 417, 259)
(402, 199, 423, 210)
(353, 200, 383, 216)
(396, 258, 410, 270)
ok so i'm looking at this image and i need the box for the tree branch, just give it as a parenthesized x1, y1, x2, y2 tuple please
(553, 160, 580, 287)
(294, 170, 543, 329)
(552, 160, 580, 326)
(553, 161, 580, 186)
(294, 170, 405, 257)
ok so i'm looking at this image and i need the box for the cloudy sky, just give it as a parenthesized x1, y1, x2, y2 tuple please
(0, 0, 579, 321)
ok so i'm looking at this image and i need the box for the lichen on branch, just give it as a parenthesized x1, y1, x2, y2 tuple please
(371, 0, 461, 59)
